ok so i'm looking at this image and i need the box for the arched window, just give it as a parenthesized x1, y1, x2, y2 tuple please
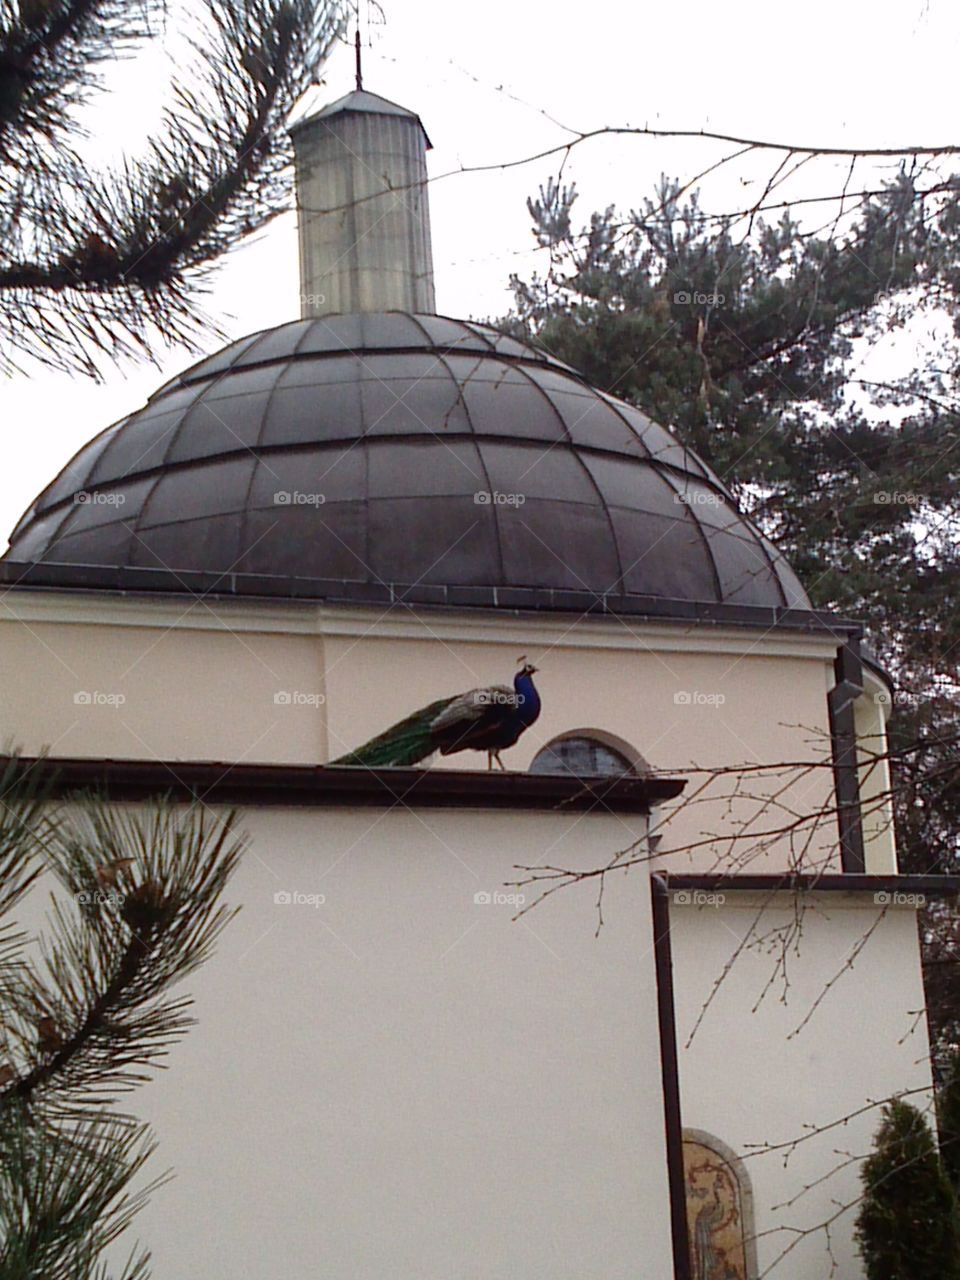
(528, 730, 647, 778)
(682, 1129, 758, 1280)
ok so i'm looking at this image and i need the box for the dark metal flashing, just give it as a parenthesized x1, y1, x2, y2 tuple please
(11, 756, 686, 813)
(174, 343, 567, 388)
(289, 89, 434, 148)
(0, 566, 865, 636)
(650, 874, 692, 1280)
(828, 638, 867, 873)
(862, 648, 894, 696)
(664, 873, 960, 896)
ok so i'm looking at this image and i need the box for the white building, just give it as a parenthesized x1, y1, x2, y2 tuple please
(0, 85, 951, 1279)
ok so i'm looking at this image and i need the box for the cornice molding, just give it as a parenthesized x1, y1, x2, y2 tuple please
(0, 590, 843, 660)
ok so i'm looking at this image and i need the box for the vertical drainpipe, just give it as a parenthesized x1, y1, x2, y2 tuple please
(828, 635, 866, 873)
(651, 874, 692, 1280)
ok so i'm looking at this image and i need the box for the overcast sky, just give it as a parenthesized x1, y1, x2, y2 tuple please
(2, 0, 957, 545)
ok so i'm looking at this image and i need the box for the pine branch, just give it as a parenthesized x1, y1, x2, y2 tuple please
(0, 764, 245, 1277)
(0, 0, 158, 168)
(0, 0, 348, 377)
(0, 1105, 159, 1280)
(0, 794, 246, 1115)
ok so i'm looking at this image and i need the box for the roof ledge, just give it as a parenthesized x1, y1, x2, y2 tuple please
(13, 756, 685, 813)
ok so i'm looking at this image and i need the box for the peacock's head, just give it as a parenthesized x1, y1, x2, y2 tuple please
(515, 657, 539, 681)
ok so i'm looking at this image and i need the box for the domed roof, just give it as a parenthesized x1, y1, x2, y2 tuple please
(4, 312, 810, 620)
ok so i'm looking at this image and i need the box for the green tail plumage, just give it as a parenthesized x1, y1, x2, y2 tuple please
(329, 696, 455, 767)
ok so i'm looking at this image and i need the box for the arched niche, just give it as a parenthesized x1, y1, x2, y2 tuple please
(682, 1128, 758, 1280)
(528, 728, 649, 778)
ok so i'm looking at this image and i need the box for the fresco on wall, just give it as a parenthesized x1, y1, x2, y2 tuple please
(683, 1136, 751, 1280)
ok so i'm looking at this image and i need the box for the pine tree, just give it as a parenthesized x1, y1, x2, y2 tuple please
(855, 1100, 960, 1280)
(504, 176, 960, 1050)
(0, 0, 347, 378)
(0, 752, 246, 1278)
(939, 1050, 960, 1195)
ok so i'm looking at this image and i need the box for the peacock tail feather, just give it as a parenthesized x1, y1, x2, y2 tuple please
(329, 696, 455, 767)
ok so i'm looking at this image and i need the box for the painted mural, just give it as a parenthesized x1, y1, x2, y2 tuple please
(683, 1136, 751, 1280)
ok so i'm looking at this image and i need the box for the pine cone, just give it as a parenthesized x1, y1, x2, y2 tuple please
(121, 880, 169, 933)
(19, 0, 54, 29)
(37, 1016, 62, 1054)
(95, 857, 136, 888)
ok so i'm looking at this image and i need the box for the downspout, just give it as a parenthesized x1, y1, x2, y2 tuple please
(828, 636, 866, 873)
(651, 874, 692, 1280)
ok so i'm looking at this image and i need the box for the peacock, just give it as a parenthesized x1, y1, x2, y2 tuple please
(331, 662, 541, 770)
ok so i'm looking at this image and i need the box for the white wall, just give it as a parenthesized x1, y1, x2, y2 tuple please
(120, 805, 674, 1280)
(8, 804, 929, 1278)
(671, 894, 933, 1279)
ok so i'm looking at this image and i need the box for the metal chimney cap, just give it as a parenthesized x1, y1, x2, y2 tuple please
(290, 88, 432, 148)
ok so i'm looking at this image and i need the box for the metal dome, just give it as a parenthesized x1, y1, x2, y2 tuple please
(3, 312, 810, 619)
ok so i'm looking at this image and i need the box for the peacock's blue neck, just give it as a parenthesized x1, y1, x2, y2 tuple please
(513, 672, 541, 726)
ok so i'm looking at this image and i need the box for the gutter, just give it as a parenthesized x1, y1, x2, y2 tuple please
(828, 637, 867, 872)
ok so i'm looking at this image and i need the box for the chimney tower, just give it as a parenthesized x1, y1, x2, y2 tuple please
(290, 89, 436, 318)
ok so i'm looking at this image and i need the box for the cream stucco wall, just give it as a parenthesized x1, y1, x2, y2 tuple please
(10, 801, 926, 1279)
(672, 893, 932, 1279)
(112, 805, 672, 1280)
(0, 589, 871, 875)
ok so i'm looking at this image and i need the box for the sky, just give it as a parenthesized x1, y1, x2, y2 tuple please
(2, 0, 958, 544)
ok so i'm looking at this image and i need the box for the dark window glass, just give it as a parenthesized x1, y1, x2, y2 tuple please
(529, 736, 636, 778)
